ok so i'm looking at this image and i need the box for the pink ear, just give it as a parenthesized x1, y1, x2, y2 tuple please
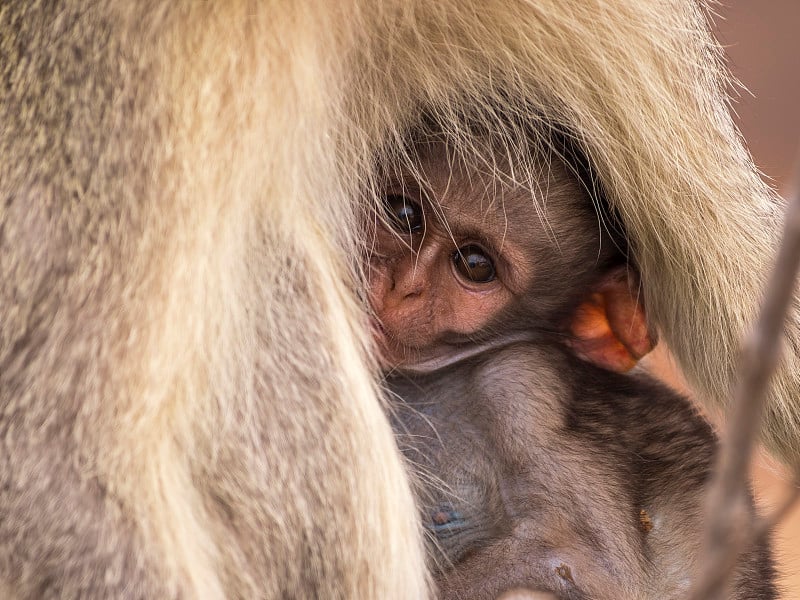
(567, 267, 655, 372)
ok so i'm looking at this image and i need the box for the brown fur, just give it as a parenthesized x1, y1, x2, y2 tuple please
(0, 0, 792, 597)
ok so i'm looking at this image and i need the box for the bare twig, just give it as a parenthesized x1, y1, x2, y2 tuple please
(752, 479, 800, 541)
(690, 170, 800, 599)
(692, 478, 800, 598)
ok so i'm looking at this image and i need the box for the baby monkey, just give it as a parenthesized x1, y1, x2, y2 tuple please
(370, 139, 775, 599)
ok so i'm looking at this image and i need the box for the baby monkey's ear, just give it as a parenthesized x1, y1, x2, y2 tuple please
(568, 267, 656, 372)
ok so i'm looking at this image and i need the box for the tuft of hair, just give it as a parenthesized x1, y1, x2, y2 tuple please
(0, 0, 795, 597)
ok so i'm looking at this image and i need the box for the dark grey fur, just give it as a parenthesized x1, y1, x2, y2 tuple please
(389, 343, 776, 599)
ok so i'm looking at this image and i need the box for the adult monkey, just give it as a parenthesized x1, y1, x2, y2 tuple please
(0, 1, 794, 599)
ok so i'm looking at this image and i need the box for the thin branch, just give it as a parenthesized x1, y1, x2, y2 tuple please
(691, 478, 800, 598)
(690, 167, 800, 600)
(753, 479, 800, 540)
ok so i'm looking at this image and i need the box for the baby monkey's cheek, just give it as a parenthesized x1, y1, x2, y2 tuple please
(436, 288, 515, 336)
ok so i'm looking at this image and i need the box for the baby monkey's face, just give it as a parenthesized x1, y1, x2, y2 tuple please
(368, 143, 540, 370)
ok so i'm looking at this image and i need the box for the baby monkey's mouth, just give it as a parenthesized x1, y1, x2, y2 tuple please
(370, 317, 441, 371)
(371, 321, 416, 370)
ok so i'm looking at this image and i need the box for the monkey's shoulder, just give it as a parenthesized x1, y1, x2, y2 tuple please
(555, 351, 718, 494)
(562, 351, 712, 436)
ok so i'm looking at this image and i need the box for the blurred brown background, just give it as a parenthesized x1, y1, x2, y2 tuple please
(716, 3, 800, 596)
(651, 2, 800, 596)
(716, 1, 800, 196)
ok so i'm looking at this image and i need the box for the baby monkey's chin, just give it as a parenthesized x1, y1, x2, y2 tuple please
(370, 323, 439, 371)
(374, 337, 422, 371)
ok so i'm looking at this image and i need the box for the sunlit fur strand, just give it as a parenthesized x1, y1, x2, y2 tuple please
(0, 0, 795, 598)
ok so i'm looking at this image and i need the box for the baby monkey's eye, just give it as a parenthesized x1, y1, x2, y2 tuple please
(384, 194, 424, 234)
(453, 245, 496, 283)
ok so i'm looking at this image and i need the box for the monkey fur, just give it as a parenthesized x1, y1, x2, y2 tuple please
(0, 0, 793, 597)
(376, 136, 775, 598)
(389, 343, 776, 599)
